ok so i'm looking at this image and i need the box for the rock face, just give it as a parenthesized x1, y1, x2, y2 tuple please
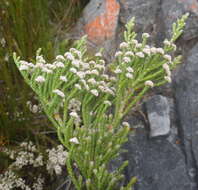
(146, 95, 170, 138)
(125, 129, 192, 190)
(73, 0, 120, 58)
(73, 0, 198, 189)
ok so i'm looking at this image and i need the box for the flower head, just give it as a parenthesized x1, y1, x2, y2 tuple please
(35, 76, 45, 83)
(120, 42, 129, 49)
(136, 52, 144, 58)
(53, 89, 65, 98)
(145, 80, 154, 88)
(60, 76, 67, 82)
(123, 57, 131, 63)
(69, 137, 79, 144)
(90, 89, 99, 96)
(19, 65, 29, 71)
(126, 73, 133, 79)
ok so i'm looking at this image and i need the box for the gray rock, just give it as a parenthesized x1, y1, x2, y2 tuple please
(119, 0, 160, 32)
(161, 0, 198, 40)
(124, 128, 192, 190)
(174, 42, 198, 186)
(146, 95, 170, 138)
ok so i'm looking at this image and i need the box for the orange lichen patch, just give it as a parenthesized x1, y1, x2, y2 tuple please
(176, 0, 198, 12)
(84, 0, 120, 44)
(175, 140, 181, 145)
(189, 2, 198, 11)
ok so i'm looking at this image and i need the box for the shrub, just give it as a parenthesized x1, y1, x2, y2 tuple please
(13, 14, 188, 190)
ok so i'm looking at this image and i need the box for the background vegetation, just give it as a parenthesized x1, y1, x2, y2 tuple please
(0, 0, 89, 174)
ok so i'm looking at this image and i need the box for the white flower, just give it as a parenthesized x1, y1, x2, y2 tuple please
(56, 55, 65, 61)
(85, 70, 91, 75)
(99, 59, 105, 64)
(68, 99, 81, 111)
(131, 39, 138, 45)
(164, 54, 172, 62)
(70, 111, 79, 118)
(125, 51, 134, 57)
(89, 60, 96, 65)
(163, 63, 171, 76)
(114, 68, 122, 74)
(70, 67, 77, 73)
(142, 33, 150, 38)
(36, 55, 46, 64)
(72, 59, 80, 68)
(150, 47, 157, 54)
(123, 56, 131, 63)
(98, 85, 105, 91)
(163, 39, 171, 46)
(145, 80, 154, 87)
(110, 76, 117, 81)
(32, 105, 39, 113)
(19, 65, 29, 71)
(64, 52, 74, 60)
(88, 78, 97, 85)
(35, 76, 45, 83)
(91, 69, 99, 75)
(81, 62, 90, 69)
(53, 89, 65, 98)
(60, 76, 67, 82)
(55, 62, 64, 68)
(101, 74, 109, 80)
(142, 48, 151, 55)
(136, 43, 142, 48)
(95, 52, 102, 57)
(115, 51, 123, 57)
(69, 48, 77, 52)
(46, 64, 56, 70)
(90, 89, 99, 96)
(104, 100, 112, 106)
(70, 48, 81, 58)
(164, 76, 172, 83)
(122, 121, 130, 127)
(95, 64, 105, 70)
(126, 67, 134, 73)
(76, 71, 86, 79)
(162, 63, 169, 71)
(136, 52, 144, 58)
(69, 137, 79, 144)
(120, 42, 129, 49)
(75, 84, 82, 90)
(54, 165, 62, 175)
(20, 60, 29, 65)
(42, 67, 53, 73)
(126, 73, 133, 79)
(156, 48, 164, 55)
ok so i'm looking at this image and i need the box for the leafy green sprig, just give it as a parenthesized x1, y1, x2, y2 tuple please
(14, 14, 188, 190)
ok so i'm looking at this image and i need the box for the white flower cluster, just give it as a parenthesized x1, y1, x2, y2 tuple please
(26, 101, 41, 114)
(0, 170, 31, 190)
(46, 145, 68, 175)
(32, 176, 44, 190)
(3, 141, 43, 169)
(1, 142, 68, 190)
(163, 63, 172, 83)
(17, 48, 115, 101)
(113, 33, 175, 88)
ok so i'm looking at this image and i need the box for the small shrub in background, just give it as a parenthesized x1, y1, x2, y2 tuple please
(0, 0, 88, 145)
(13, 14, 188, 190)
(0, 141, 68, 190)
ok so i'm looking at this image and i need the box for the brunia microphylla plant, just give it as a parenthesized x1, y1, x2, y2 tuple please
(13, 14, 188, 190)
